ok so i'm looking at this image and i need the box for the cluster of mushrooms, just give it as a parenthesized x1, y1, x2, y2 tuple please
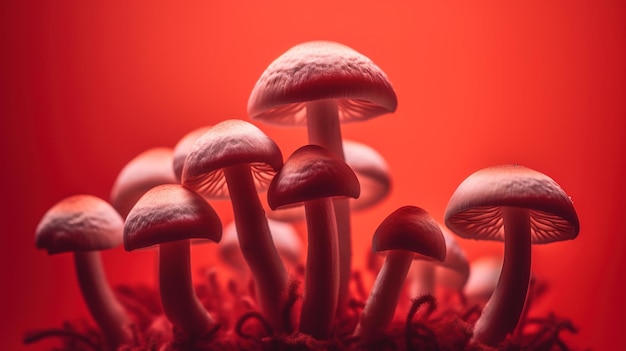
(32, 41, 581, 351)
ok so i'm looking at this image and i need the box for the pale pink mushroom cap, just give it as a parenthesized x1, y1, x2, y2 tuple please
(172, 126, 213, 182)
(434, 224, 470, 290)
(36, 195, 124, 254)
(247, 41, 397, 126)
(464, 256, 504, 302)
(110, 147, 177, 218)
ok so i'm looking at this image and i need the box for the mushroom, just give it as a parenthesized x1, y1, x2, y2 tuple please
(124, 184, 222, 339)
(110, 147, 177, 218)
(172, 126, 213, 182)
(463, 256, 503, 305)
(35, 195, 134, 349)
(268, 144, 360, 339)
(353, 206, 445, 340)
(248, 41, 397, 308)
(444, 164, 580, 346)
(181, 119, 288, 332)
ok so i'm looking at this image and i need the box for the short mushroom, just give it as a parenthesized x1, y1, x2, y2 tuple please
(248, 41, 397, 308)
(181, 119, 288, 332)
(463, 256, 503, 305)
(172, 126, 213, 182)
(35, 195, 134, 349)
(353, 206, 445, 340)
(124, 184, 222, 339)
(268, 144, 360, 339)
(110, 147, 177, 218)
(444, 164, 580, 346)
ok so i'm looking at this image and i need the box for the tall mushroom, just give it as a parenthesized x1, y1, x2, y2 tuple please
(353, 206, 445, 341)
(35, 195, 134, 349)
(124, 184, 222, 339)
(444, 164, 580, 346)
(110, 147, 177, 218)
(248, 41, 397, 308)
(268, 144, 360, 339)
(181, 119, 288, 332)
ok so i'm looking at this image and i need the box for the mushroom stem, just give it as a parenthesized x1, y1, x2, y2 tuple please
(409, 261, 436, 298)
(224, 163, 288, 332)
(73, 251, 133, 348)
(472, 207, 532, 346)
(354, 250, 414, 339)
(306, 99, 352, 310)
(159, 239, 214, 338)
(299, 197, 340, 339)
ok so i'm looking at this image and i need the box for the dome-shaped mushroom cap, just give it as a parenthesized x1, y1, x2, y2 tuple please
(36, 195, 124, 254)
(343, 140, 391, 211)
(268, 144, 360, 210)
(444, 164, 580, 244)
(182, 119, 283, 199)
(372, 206, 446, 262)
(248, 41, 397, 126)
(110, 147, 177, 218)
(124, 184, 222, 251)
(173, 126, 213, 182)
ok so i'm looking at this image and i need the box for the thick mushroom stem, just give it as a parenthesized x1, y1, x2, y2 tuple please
(224, 163, 288, 331)
(472, 207, 532, 346)
(306, 99, 352, 310)
(354, 250, 414, 339)
(159, 240, 214, 338)
(299, 197, 340, 339)
(73, 251, 134, 348)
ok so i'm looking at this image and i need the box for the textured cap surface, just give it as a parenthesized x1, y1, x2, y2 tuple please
(248, 41, 397, 126)
(36, 195, 124, 254)
(444, 164, 580, 244)
(124, 184, 222, 250)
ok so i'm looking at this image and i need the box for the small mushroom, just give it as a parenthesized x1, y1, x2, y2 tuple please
(268, 144, 360, 339)
(182, 119, 288, 332)
(124, 184, 222, 339)
(353, 206, 445, 340)
(35, 195, 134, 349)
(172, 126, 213, 182)
(444, 164, 580, 346)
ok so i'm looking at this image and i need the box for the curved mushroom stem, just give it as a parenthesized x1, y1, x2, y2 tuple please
(224, 164, 288, 332)
(306, 99, 352, 311)
(472, 207, 532, 346)
(299, 197, 340, 339)
(353, 250, 414, 339)
(159, 240, 214, 338)
(73, 251, 134, 349)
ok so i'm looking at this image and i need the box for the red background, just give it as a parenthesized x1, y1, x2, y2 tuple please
(1, 1, 624, 350)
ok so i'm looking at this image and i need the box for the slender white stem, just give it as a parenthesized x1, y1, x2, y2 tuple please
(74, 251, 134, 349)
(472, 207, 532, 346)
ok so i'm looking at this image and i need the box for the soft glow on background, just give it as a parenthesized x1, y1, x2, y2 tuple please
(1, 1, 624, 350)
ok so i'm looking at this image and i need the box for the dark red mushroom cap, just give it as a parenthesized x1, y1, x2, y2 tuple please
(444, 164, 580, 244)
(372, 206, 446, 262)
(182, 119, 283, 199)
(248, 41, 397, 126)
(36, 195, 124, 254)
(124, 184, 222, 251)
(268, 144, 360, 210)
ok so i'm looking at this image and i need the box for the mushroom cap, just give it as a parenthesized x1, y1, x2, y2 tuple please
(434, 224, 470, 289)
(444, 164, 580, 244)
(172, 126, 213, 182)
(124, 184, 222, 251)
(182, 119, 283, 199)
(36, 195, 124, 254)
(372, 206, 446, 262)
(265, 139, 390, 222)
(247, 40, 397, 126)
(219, 219, 303, 269)
(267, 144, 360, 210)
(110, 147, 177, 218)
(463, 256, 504, 302)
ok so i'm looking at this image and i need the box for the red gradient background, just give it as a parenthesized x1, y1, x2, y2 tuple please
(1, 2, 624, 350)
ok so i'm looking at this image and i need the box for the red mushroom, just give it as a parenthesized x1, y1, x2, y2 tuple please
(124, 184, 222, 339)
(353, 206, 445, 341)
(110, 147, 177, 218)
(248, 41, 397, 308)
(268, 144, 360, 339)
(35, 195, 134, 349)
(172, 126, 213, 182)
(444, 164, 580, 346)
(181, 119, 288, 332)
